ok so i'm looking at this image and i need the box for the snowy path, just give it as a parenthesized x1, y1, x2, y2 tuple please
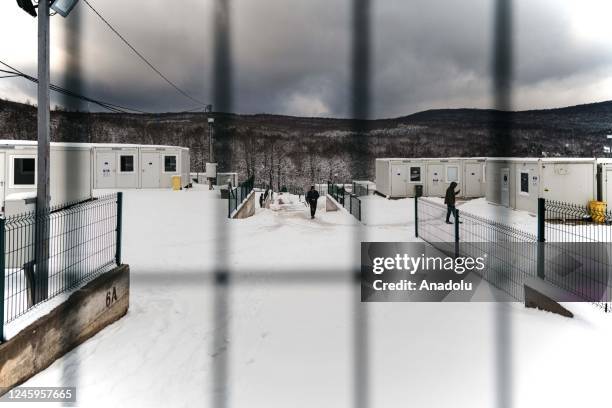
(10, 188, 612, 408)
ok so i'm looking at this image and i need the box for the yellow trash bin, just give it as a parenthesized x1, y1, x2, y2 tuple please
(589, 200, 606, 223)
(172, 175, 182, 191)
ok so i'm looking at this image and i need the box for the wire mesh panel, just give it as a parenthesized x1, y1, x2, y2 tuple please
(353, 183, 370, 197)
(459, 209, 537, 301)
(227, 176, 255, 218)
(417, 197, 538, 301)
(417, 197, 612, 306)
(544, 200, 612, 310)
(416, 198, 454, 243)
(328, 181, 362, 221)
(350, 195, 361, 221)
(3, 194, 120, 325)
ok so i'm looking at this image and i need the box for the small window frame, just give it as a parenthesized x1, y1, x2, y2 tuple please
(9, 155, 37, 189)
(118, 154, 136, 174)
(163, 154, 178, 174)
(409, 166, 422, 183)
(520, 171, 530, 195)
(445, 165, 460, 183)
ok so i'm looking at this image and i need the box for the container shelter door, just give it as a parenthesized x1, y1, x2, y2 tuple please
(501, 168, 510, 207)
(427, 164, 445, 197)
(464, 163, 481, 197)
(142, 152, 160, 188)
(96, 152, 116, 189)
(390, 164, 407, 197)
(606, 169, 612, 204)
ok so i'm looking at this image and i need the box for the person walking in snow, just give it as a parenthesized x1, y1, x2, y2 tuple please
(306, 185, 320, 219)
(444, 181, 461, 224)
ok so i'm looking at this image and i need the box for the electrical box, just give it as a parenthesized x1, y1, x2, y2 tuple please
(206, 163, 217, 178)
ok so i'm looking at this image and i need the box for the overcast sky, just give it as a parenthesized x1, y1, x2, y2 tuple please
(1, 0, 612, 118)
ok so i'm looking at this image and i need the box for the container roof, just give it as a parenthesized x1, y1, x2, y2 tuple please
(0, 140, 188, 150)
(487, 157, 595, 163)
(376, 157, 486, 161)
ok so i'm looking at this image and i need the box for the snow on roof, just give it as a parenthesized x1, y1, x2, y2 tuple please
(539, 157, 595, 163)
(486, 157, 539, 162)
(376, 157, 486, 161)
(487, 157, 596, 163)
(0, 140, 188, 150)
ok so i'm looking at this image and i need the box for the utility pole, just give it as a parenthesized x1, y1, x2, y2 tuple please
(208, 117, 215, 163)
(35, 0, 51, 303)
(15, 0, 80, 304)
(207, 105, 216, 190)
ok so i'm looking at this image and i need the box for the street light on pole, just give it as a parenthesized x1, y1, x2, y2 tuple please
(16, 0, 80, 303)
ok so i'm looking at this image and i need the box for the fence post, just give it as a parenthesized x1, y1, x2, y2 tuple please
(0, 218, 5, 342)
(414, 196, 419, 238)
(116, 192, 123, 266)
(454, 209, 460, 257)
(537, 198, 545, 279)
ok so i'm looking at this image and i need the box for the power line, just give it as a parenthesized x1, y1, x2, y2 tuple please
(2, 60, 208, 114)
(82, 0, 208, 108)
(0, 60, 146, 113)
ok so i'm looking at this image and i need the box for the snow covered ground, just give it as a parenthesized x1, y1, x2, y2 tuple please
(9, 186, 612, 407)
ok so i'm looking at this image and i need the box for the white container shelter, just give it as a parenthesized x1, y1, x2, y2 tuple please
(0, 140, 93, 215)
(375, 157, 485, 198)
(93, 144, 190, 189)
(93, 144, 140, 189)
(217, 172, 238, 187)
(596, 159, 612, 203)
(138, 145, 190, 189)
(485, 158, 597, 213)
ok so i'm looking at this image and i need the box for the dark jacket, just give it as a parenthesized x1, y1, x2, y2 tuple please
(444, 182, 459, 206)
(306, 189, 320, 204)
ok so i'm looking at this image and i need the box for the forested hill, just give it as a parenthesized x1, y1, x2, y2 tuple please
(1, 98, 612, 187)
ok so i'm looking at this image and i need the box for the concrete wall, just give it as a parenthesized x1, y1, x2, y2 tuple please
(0, 265, 130, 394)
(233, 191, 256, 219)
(326, 194, 339, 211)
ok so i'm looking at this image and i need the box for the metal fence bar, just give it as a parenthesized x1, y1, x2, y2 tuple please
(537, 198, 545, 279)
(0, 217, 4, 341)
(116, 192, 123, 266)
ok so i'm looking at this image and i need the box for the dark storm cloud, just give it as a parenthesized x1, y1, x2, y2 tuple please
(2, 0, 612, 117)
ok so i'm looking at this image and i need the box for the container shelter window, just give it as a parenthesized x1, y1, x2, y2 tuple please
(446, 166, 459, 182)
(410, 167, 421, 182)
(120, 155, 134, 173)
(14, 157, 35, 185)
(164, 155, 177, 172)
(520, 172, 529, 193)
